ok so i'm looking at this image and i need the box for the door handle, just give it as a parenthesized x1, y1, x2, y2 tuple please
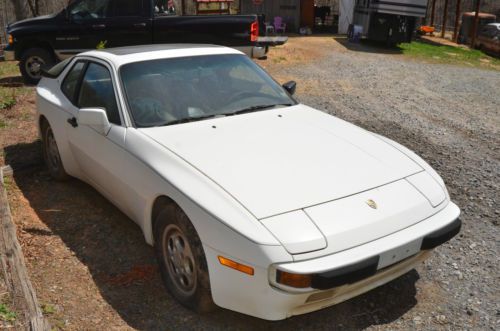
(67, 117, 78, 128)
(92, 24, 106, 29)
(133, 23, 146, 28)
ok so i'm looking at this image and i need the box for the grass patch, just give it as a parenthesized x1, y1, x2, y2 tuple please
(0, 303, 17, 322)
(399, 41, 500, 69)
(41, 303, 56, 315)
(0, 90, 16, 110)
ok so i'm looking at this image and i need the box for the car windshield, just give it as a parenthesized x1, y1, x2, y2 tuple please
(120, 54, 296, 127)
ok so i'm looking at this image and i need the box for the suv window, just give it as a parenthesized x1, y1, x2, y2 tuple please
(70, 0, 110, 20)
(110, 0, 144, 17)
(78, 63, 121, 125)
(61, 61, 85, 103)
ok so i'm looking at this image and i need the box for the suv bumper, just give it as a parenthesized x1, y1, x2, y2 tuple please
(232, 46, 268, 59)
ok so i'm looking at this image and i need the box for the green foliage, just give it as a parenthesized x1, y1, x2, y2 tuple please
(0, 94, 16, 110)
(96, 40, 108, 49)
(0, 303, 17, 322)
(41, 303, 56, 315)
(399, 41, 500, 69)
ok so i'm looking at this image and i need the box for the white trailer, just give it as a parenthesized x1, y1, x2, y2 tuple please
(352, 0, 428, 44)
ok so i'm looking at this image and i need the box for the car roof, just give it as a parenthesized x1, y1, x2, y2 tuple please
(79, 44, 244, 67)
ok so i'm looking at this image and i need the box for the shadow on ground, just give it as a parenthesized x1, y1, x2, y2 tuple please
(333, 37, 403, 54)
(0, 76, 25, 88)
(5, 140, 420, 330)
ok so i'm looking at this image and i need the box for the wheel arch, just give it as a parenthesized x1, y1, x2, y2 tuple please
(16, 39, 56, 61)
(38, 114, 49, 138)
(150, 194, 182, 245)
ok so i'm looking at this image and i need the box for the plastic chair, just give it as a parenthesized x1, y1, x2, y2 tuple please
(265, 22, 275, 34)
(273, 16, 286, 34)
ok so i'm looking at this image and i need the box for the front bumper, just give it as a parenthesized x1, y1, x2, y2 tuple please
(206, 201, 460, 320)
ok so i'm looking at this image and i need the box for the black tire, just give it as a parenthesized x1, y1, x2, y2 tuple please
(154, 204, 216, 313)
(19, 48, 55, 85)
(41, 120, 69, 181)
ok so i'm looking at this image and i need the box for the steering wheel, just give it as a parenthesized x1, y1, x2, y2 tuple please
(131, 96, 175, 127)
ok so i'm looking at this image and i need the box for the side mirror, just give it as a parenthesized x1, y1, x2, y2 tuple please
(41, 67, 57, 79)
(78, 108, 111, 135)
(282, 81, 296, 95)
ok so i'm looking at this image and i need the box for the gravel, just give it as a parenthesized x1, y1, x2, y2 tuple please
(270, 42, 500, 330)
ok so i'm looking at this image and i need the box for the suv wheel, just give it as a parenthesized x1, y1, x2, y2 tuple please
(20, 48, 55, 85)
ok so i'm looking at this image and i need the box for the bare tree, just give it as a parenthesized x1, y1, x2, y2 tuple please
(10, 0, 32, 20)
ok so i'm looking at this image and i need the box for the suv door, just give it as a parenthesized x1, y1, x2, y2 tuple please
(104, 0, 153, 47)
(59, 0, 112, 54)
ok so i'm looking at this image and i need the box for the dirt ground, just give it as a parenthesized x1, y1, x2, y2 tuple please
(0, 36, 499, 330)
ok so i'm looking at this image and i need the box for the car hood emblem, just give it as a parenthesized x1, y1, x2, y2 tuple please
(366, 199, 378, 209)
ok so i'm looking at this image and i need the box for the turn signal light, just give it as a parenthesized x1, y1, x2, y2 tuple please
(218, 256, 254, 275)
(8, 34, 13, 45)
(276, 270, 312, 288)
(250, 21, 259, 42)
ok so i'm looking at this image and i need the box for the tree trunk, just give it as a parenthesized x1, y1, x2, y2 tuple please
(10, 0, 32, 20)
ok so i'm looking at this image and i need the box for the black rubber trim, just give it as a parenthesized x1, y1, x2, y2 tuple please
(421, 218, 461, 250)
(311, 256, 380, 290)
(280, 218, 461, 291)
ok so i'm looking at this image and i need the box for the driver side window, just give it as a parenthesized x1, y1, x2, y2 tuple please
(70, 0, 110, 20)
(78, 62, 121, 125)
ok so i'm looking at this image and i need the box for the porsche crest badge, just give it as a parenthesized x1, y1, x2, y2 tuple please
(366, 199, 378, 209)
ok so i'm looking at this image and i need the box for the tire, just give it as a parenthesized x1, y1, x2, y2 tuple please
(154, 204, 216, 313)
(41, 121, 69, 181)
(19, 48, 55, 85)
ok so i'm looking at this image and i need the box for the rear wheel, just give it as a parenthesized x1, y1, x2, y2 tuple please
(19, 48, 55, 85)
(154, 204, 216, 313)
(41, 121, 69, 181)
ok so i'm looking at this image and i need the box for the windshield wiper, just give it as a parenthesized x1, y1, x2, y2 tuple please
(164, 114, 225, 126)
(224, 103, 293, 116)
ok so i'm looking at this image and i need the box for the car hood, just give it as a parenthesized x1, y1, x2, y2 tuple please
(7, 13, 58, 33)
(140, 105, 423, 219)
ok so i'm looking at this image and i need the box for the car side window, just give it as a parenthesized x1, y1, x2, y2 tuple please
(70, 0, 110, 20)
(154, 0, 176, 15)
(61, 61, 86, 103)
(78, 63, 121, 125)
(110, 0, 144, 17)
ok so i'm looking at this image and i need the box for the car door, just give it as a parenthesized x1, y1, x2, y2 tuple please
(63, 59, 135, 215)
(104, 0, 153, 47)
(56, 0, 112, 56)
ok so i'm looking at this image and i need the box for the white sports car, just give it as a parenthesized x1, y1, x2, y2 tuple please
(36, 44, 461, 320)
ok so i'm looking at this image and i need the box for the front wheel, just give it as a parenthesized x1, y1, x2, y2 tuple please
(19, 48, 55, 85)
(154, 204, 216, 313)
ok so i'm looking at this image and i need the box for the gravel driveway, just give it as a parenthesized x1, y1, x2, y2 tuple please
(3, 37, 499, 330)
